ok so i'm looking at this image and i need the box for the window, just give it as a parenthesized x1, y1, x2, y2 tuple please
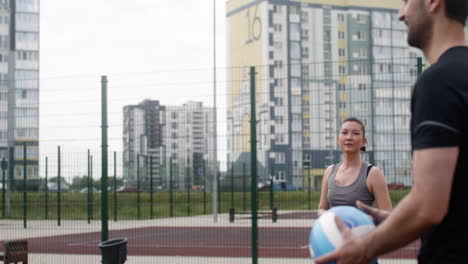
(338, 48, 346, 57)
(357, 14, 367, 24)
(324, 30, 331, 42)
(355, 31, 367, 41)
(338, 14, 345, 22)
(338, 31, 345, 40)
(339, 66, 346, 74)
(302, 29, 309, 41)
(276, 152, 286, 164)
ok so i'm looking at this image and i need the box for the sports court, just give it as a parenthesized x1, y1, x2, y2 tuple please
(1, 211, 418, 263)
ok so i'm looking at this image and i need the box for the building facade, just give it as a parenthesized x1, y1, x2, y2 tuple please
(123, 100, 215, 190)
(226, 0, 424, 189)
(163, 101, 215, 190)
(123, 100, 165, 188)
(0, 0, 40, 188)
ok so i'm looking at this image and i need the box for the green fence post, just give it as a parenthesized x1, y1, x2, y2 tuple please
(270, 177, 274, 210)
(231, 162, 234, 210)
(186, 156, 191, 216)
(308, 165, 311, 210)
(249, 66, 258, 264)
(23, 144, 27, 229)
(137, 154, 141, 220)
(45, 156, 48, 219)
(57, 145, 61, 226)
(203, 159, 206, 214)
(243, 162, 246, 212)
(417, 57, 424, 76)
(217, 170, 221, 213)
(87, 150, 91, 223)
(8, 146, 14, 192)
(150, 156, 154, 219)
(113, 151, 117, 222)
(1, 158, 6, 218)
(169, 157, 173, 217)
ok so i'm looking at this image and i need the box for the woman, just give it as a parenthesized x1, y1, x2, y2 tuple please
(318, 117, 392, 217)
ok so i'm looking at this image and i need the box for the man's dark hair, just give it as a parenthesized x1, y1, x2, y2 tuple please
(445, 0, 468, 26)
(341, 117, 367, 152)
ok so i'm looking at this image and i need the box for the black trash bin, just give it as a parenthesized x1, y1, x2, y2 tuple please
(98, 238, 128, 264)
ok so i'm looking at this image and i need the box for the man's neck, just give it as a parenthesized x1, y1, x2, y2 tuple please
(423, 21, 466, 64)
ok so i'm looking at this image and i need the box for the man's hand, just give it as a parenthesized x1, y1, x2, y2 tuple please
(356, 201, 391, 225)
(314, 216, 371, 264)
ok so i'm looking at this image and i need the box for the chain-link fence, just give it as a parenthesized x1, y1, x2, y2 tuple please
(0, 57, 422, 263)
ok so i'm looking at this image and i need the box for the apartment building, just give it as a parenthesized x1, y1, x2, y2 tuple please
(123, 100, 215, 190)
(0, 0, 40, 188)
(226, 0, 423, 189)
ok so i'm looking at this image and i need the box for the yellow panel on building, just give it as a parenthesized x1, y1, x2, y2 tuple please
(339, 92, 346, 102)
(303, 130, 310, 138)
(338, 39, 346, 49)
(339, 75, 346, 84)
(339, 109, 348, 119)
(227, 1, 265, 110)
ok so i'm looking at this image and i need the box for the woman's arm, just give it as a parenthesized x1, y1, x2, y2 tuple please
(317, 165, 333, 216)
(367, 166, 393, 211)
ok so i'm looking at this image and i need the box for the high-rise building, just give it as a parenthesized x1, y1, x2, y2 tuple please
(226, 0, 423, 189)
(163, 101, 215, 190)
(123, 100, 165, 188)
(123, 100, 215, 190)
(0, 0, 40, 188)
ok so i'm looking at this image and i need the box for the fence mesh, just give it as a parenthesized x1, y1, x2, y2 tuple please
(0, 57, 420, 263)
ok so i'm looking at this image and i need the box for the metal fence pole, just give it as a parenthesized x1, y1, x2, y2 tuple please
(243, 162, 246, 212)
(270, 177, 274, 210)
(169, 157, 173, 217)
(57, 146, 61, 226)
(87, 150, 91, 223)
(249, 66, 258, 264)
(231, 162, 234, 210)
(1, 158, 6, 218)
(113, 151, 117, 222)
(217, 169, 221, 213)
(22, 144, 27, 228)
(186, 156, 191, 216)
(203, 159, 207, 214)
(137, 154, 141, 220)
(45, 156, 48, 219)
(101, 75, 109, 244)
(308, 165, 311, 210)
(417, 57, 424, 76)
(150, 156, 154, 219)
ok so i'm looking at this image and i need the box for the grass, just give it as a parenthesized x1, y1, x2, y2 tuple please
(0, 189, 410, 220)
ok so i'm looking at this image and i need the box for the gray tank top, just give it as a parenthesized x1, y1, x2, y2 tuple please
(327, 161, 374, 207)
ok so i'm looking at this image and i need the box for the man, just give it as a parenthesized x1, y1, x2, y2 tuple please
(316, 0, 468, 263)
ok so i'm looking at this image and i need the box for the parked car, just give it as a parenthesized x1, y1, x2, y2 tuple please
(79, 187, 100, 193)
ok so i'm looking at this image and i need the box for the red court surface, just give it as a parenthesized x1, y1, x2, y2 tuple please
(19, 225, 418, 259)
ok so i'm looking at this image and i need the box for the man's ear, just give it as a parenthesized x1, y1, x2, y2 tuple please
(427, 0, 443, 13)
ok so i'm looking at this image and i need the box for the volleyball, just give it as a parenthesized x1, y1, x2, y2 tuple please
(309, 206, 375, 260)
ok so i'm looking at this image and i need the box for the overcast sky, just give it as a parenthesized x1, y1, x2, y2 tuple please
(39, 0, 228, 178)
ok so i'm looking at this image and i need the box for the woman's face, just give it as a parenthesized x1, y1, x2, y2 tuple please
(338, 121, 366, 153)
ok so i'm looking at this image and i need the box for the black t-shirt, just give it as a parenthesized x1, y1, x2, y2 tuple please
(411, 46, 468, 263)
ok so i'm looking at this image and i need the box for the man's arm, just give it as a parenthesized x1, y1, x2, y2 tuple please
(316, 147, 458, 264)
